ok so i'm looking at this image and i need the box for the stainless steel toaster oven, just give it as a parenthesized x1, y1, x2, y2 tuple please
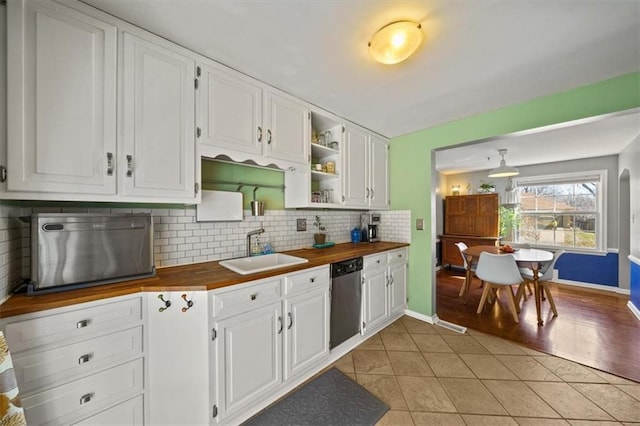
(27, 213, 155, 294)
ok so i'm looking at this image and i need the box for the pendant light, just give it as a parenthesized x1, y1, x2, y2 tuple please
(488, 149, 519, 178)
(368, 21, 424, 65)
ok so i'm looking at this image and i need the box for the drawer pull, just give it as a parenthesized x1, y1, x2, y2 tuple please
(76, 320, 89, 329)
(250, 293, 257, 301)
(79, 393, 93, 405)
(78, 354, 92, 365)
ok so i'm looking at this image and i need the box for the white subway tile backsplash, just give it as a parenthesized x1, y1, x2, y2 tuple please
(0, 203, 411, 301)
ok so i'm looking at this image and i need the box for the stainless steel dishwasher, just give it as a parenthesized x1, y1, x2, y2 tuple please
(330, 257, 363, 350)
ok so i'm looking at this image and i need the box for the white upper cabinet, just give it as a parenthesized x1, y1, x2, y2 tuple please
(198, 61, 309, 167)
(343, 124, 389, 209)
(3, 0, 199, 203)
(263, 91, 309, 164)
(343, 125, 369, 207)
(6, 0, 117, 194)
(120, 31, 196, 200)
(198, 64, 262, 156)
(369, 133, 390, 209)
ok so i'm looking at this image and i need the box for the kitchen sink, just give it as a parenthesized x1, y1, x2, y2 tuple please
(219, 253, 309, 275)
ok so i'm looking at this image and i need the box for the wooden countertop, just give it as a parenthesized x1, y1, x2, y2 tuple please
(0, 241, 409, 319)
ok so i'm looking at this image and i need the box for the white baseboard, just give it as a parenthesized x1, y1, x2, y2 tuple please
(627, 301, 640, 321)
(405, 310, 467, 334)
(404, 309, 437, 324)
(555, 278, 630, 295)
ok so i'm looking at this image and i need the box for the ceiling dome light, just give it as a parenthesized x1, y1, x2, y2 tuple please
(368, 21, 424, 65)
(488, 149, 520, 178)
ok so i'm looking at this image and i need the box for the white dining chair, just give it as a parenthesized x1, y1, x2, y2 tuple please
(475, 252, 524, 323)
(455, 242, 478, 297)
(518, 250, 564, 317)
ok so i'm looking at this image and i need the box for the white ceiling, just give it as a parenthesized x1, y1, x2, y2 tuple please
(80, 0, 640, 140)
(435, 110, 640, 175)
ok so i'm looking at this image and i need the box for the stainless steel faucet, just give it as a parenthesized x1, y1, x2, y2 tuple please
(246, 228, 265, 257)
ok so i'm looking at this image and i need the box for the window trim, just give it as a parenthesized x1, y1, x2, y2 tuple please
(513, 170, 607, 253)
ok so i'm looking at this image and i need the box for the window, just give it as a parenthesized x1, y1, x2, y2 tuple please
(514, 171, 606, 252)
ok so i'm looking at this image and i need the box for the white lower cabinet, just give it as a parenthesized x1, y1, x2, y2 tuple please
(210, 266, 330, 424)
(0, 294, 145, 426)
(146, 291, 210, 426)
(284, 286, 330, 381)
(362, 254, 389, 333)
(389, 253, 408, 317)
(214, 302, 283, 421)
(0, 251, 405, 425)
(363, 248, 409, 335)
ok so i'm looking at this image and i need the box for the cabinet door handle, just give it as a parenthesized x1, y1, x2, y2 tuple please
(106, 152, 113, 176)
(277, 316, 283, 334)
(76, 320, 89, 329)
(287, 312, 293, 330)
(366, 188, 370, 198)
(78, 354, 91, 365)
(258, 126, 263, 142)
(267, 129, 272, 145)
(370, 188, 375, 198)
(79, 393, 93, 405)
(390, 272, 394, 286)
(126, 155, 133, 177)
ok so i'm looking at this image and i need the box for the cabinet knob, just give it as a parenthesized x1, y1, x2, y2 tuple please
(249, 293, 257, 301)
(309, 277, 315, 283)
(79, 393, 93, 405)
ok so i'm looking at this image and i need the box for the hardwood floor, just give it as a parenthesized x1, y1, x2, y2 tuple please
(436, 268, 640, 383)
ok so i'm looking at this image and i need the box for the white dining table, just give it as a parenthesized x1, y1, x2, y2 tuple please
(461, 245, 554, 325)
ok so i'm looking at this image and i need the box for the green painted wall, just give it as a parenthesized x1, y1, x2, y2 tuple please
(390, 72, 640, 317)
(201, 160, 285, 210)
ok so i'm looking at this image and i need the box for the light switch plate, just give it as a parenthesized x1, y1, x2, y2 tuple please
(297, 218, 307, 231)
(416, 218, 424, 230)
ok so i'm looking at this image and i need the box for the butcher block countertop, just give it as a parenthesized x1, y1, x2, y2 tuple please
(0, 241, 409, 319)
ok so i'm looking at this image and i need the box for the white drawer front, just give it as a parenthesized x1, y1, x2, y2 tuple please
(5, 297, 142, 353)
(72, 394, 143, 426)
(364, 253, 386, 270)
(387, 248, 408, 265)
(13, 327, 143, 394)
(285, 266, 330, 295)
(23, 359, 143, 426)
(211, 278, 281, 319)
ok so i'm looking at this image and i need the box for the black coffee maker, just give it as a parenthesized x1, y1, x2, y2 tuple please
(360, 213, 381, 242)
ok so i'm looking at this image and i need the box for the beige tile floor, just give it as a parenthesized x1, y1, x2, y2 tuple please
(331, 316, 640, 426)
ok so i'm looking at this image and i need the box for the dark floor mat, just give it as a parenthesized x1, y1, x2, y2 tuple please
(243, 368, 389, 426)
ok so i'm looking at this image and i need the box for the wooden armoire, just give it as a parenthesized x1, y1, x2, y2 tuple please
(440, 193, 500, 267)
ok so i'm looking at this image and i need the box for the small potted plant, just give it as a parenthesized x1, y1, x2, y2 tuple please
(313, 215, 326, 245)
(479, 181, 496, 193)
